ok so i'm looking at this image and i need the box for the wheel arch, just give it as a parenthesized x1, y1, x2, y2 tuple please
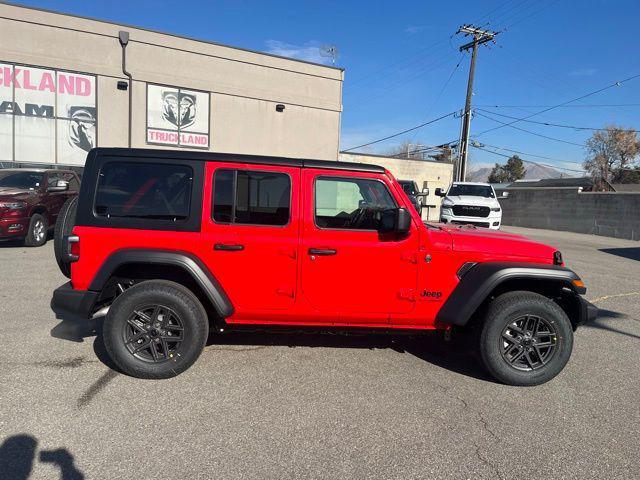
(31, 205, 48, 217)
(436, 262, 584, 329)
(89, 249, 234, 320)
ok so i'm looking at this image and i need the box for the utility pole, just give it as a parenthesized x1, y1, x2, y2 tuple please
(456, 25, 498, 181)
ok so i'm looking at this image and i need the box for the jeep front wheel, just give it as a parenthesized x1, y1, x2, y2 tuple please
(479, 291, 573, 386)
(103, 280, 209, 379)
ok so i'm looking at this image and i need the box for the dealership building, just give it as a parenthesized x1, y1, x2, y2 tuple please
(0, 2, 343, 168)
(0, 3, 452, 216)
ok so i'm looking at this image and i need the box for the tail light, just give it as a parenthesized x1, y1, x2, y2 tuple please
(67, 235, 80, 262)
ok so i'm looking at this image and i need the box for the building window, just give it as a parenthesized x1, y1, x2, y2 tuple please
(212, 169, 291, 226)
(146, 84, 210, 149)
(0, 62, 97, 165)
(315, 177, 396, 230)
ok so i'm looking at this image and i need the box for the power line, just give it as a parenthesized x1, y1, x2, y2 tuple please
(476, 108, 640, 132)
(346, 51, 459, 110)
(476, 141, 583, 165)
(405, 53, 466, 147)
(475, 73, 640, 137)
(341, 111, 456, 152)
(476, 103, 640, 108)
(471, 144, 585, 173)
(500, 0, 560, 30)
(348, 39, 450, 88)
(475, 111, 586, 146)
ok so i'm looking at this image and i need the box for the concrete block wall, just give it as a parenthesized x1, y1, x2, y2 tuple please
(501, 187, 640, 240)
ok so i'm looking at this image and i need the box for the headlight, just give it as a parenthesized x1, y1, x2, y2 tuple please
(490, 207, 501, 212)
(0, 201, 26, 210)
(442, 200, 454, 207)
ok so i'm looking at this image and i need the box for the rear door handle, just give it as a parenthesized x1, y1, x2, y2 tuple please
(308, 248, 337, 256)
(214, 243, 244, 251)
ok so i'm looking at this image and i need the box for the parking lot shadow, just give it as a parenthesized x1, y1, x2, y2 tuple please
(0, 238, 28, 248)
(586, 309, 640, 340)
(50, 301, 100, 343)
(207, 330, 494, 383)
(0, 434, 85, 480)
(599, 247, 640, 261)
(50, 306, 492, 382)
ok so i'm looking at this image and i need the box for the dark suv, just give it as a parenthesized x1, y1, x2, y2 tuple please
(0, 168, 80, 246)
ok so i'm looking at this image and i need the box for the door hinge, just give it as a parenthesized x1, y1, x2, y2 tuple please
(278, 247, 297, 259)
(276, 288, 295, 298)
(398, 288, 416, 301)
(400, 252, 418, 264)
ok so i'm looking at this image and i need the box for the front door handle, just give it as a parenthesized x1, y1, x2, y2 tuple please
(214, 243, 244, 251)
(308, 248, 337, 256)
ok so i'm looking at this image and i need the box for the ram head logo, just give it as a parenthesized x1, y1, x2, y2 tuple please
(162, 91, 196, 129)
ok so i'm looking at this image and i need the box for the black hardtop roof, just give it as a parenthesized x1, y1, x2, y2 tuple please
(91, 148, 386, 174)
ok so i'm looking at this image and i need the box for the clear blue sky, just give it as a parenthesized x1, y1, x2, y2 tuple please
(13, 0, 640, 173)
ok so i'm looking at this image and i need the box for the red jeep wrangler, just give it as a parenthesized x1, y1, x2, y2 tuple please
(52, 148, 596, 385)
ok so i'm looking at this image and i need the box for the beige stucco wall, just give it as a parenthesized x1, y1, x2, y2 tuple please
(0, 3, 342, 161)
(338, 152, 454, 220)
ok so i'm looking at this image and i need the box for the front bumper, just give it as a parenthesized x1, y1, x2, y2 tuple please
(0, 217, 29, 238)
(51, 282, 99, 319)
(440, 212, 502, 230)
(577, 295, 598, 328)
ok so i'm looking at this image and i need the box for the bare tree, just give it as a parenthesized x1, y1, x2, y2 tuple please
(584, 126, 640, 184)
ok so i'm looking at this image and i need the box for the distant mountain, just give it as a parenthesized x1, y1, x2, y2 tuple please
(467, 160, 575, 183)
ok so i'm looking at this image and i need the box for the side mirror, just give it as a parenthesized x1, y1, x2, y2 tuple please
(421, 187, 429, 195)
(435, 187, 446, 197)
(48, 180, 69, 192)
(379, 208, 411, 234)
(501, 191, 509, 198)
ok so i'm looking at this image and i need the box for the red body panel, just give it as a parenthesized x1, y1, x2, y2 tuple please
(70, 162, 557, 330)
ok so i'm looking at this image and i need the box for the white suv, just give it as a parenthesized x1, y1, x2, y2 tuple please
(437, 182, 503, 230)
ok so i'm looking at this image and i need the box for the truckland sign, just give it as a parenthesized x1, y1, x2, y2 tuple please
(0, 63, 96, 165)
(147, 84, 210, 149)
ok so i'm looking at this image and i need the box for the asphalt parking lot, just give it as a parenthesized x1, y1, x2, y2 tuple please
(0, 226, 638, 479)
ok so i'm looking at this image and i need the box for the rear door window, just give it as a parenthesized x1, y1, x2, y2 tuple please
(94, 162, 193, 220)
(212, 169, 291, 226)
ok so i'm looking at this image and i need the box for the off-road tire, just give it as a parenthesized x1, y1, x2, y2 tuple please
(54, 196, 78, 277)
(103, 280, 209, 379)
(24, 213, 48, 247)
(479, 291, 573, 386)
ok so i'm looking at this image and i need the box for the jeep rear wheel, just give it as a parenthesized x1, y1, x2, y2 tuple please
(479, 291, 573, 386)
(103, 280, 209, 379)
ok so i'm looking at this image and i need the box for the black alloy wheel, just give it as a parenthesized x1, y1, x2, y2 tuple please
(500, 314, 558, 371)
(123, 304, 185, 363)
(103, 280, 208, 379)
(478, 291, 573, 386)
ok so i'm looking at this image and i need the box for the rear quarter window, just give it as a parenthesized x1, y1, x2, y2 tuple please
(94, 162, 193, 221)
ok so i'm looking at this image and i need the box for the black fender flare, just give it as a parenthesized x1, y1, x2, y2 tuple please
(436, 262, 583, 326)
(89, 249, 234, 318)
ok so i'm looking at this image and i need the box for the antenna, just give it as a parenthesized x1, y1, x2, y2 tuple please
(319, 44, 339, 65)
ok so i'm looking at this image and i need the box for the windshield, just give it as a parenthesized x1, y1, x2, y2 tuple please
(448, 184, 494, 198)
(0, 171, 43, 190)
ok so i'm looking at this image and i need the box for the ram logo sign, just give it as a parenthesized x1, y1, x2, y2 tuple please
(0, 63, 96, 165)
(147, 84, 210, 149)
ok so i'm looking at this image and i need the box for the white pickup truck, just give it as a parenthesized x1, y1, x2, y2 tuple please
(436, 182, 503, 230)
